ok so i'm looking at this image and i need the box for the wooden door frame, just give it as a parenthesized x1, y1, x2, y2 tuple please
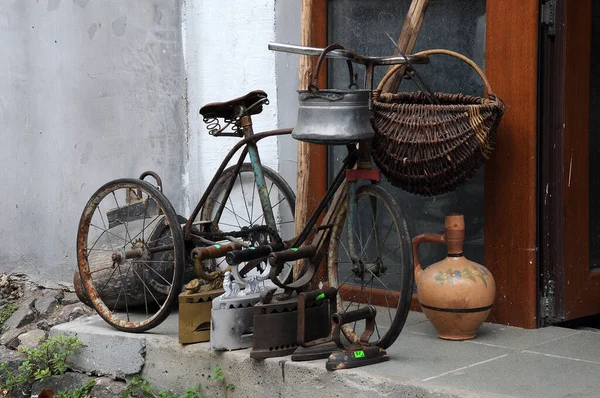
(307, 0, 540, 328)
(541, 0, 600, 323)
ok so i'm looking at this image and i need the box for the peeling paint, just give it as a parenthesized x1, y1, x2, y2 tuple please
(48, 0, 61, 12)
(112, 14, 127, 37)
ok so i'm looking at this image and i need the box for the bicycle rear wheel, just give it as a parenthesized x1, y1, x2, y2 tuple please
(201, 163, 296, 284)
(76, 178, 185, 332)
(328, 184, 413, 349)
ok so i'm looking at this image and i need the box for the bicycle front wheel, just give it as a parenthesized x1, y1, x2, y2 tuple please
(328, 184, 413, 349)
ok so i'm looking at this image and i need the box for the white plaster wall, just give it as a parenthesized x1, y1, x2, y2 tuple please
(183, 0, 295, 216)
(275, 0, 301, 190)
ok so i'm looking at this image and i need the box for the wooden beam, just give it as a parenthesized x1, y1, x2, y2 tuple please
(381, 0, 430, 93)
(296, 0, 328, 281)
(484, 0, 539, 328)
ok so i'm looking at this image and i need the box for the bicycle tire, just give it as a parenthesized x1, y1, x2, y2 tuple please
(76, 178, 185, 332)
(201, 163, 296, 283)
(327, 184, 413, 349)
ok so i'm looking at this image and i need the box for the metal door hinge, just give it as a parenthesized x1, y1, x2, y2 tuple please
(542, 0, 557, 36)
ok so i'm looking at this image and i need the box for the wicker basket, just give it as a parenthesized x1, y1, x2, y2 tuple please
(371, 49, 505, 196)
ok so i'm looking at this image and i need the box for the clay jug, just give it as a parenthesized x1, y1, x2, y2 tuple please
(412, 214, 495, 340)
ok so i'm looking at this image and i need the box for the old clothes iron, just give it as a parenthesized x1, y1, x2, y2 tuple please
(178, 286, 224, 344)
(291, 287, 338, 361)
(326, 305, 389, 370)
(210, 271, 265, 351)
(250, 287, 332, 360)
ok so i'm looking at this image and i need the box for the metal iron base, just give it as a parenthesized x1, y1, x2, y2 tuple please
(178, 289, 224, 344)
(210, 293, 260, 351)
(326, 345, 389, 370)
(250, 297, 299, 359)
(291, 340, 338, 361)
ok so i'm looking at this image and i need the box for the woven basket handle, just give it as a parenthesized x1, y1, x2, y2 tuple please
(376, 49, 495, 99)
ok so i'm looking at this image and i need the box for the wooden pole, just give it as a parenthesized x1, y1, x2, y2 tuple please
(295, 0, 327, 281)
(381, 0, 430, 93)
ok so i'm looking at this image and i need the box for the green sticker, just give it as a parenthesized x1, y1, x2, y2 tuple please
(353, 350, 365, 359)
(315, 293, 325, 301)
(249, 247, 256, 250)
(214, 244, 221, 249)
(290, 248, 298, 252)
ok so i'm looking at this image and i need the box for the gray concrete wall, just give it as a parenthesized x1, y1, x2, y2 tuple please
(275, 0, 301, 190)
(0, 0, 186, 282)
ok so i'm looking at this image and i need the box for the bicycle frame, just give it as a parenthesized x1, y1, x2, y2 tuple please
(183, 124, 292, 244)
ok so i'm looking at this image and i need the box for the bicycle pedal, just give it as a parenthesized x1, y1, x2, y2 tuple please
(326, 345, 389, 370)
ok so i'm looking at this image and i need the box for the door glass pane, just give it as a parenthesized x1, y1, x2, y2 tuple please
(328, 0, 487, 268)
(589, 1, 600, 268)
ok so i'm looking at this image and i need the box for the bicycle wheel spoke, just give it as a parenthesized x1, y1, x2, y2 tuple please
(90, 265, 117, 275)
(97, 266, 118, 295)
(113, 263, 132, 319)
(112, 191, 134, 246)
(238, 172, 253, 227)
(141, 195, 150, 242)
(96, 204, 115, 252)
(140, 261, 173, 286)
(212, 199, 251, 225)
(90, 223, 127, 245)
(132, 266, 162, 309)
(251, 173, 257, 225)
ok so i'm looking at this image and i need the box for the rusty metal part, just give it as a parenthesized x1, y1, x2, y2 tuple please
(111, 248, 143, 263)
(268, 245, 317, 292)
(106, 198, 160, 229)
(291, 287, 338, 362)
(345, 169, 381, 182)
(192, 243, 241, 280)
(77, 179, 184, 332)
(326, 345, 389, 370)
(138, 171, 163, 192)
(250, 296, 299, 359)
(184, 279, 201, 293)
(250, 293, 333, 360)
(184, 128, 292, 241)
(326, 305, 389, 370)
(73, 270, 92, 308)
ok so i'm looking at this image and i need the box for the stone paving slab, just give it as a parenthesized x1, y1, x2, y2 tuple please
(51, 311, 600, 398)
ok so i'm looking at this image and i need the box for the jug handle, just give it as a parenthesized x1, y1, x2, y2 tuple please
(412, 233, 446, 281)
(310, 43, 355, 91)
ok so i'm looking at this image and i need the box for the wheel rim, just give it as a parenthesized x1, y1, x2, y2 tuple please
(201, 165, 296, 285)
(329, 186, 411, 348)
(77, 180, 182, 331)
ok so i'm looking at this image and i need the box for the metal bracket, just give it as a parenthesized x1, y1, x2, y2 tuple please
(541, 0, 556, 36)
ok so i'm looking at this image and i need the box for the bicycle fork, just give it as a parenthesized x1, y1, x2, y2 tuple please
(345, 163, 385, 280)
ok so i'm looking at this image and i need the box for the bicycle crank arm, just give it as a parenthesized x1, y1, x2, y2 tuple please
(225, 242, 286, 266)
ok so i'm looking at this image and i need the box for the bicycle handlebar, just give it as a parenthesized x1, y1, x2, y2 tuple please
(268, 42, 429, 66)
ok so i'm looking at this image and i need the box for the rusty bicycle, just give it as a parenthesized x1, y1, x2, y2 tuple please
(76, 91, 297, 332)
(76, 42, 427, 355)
